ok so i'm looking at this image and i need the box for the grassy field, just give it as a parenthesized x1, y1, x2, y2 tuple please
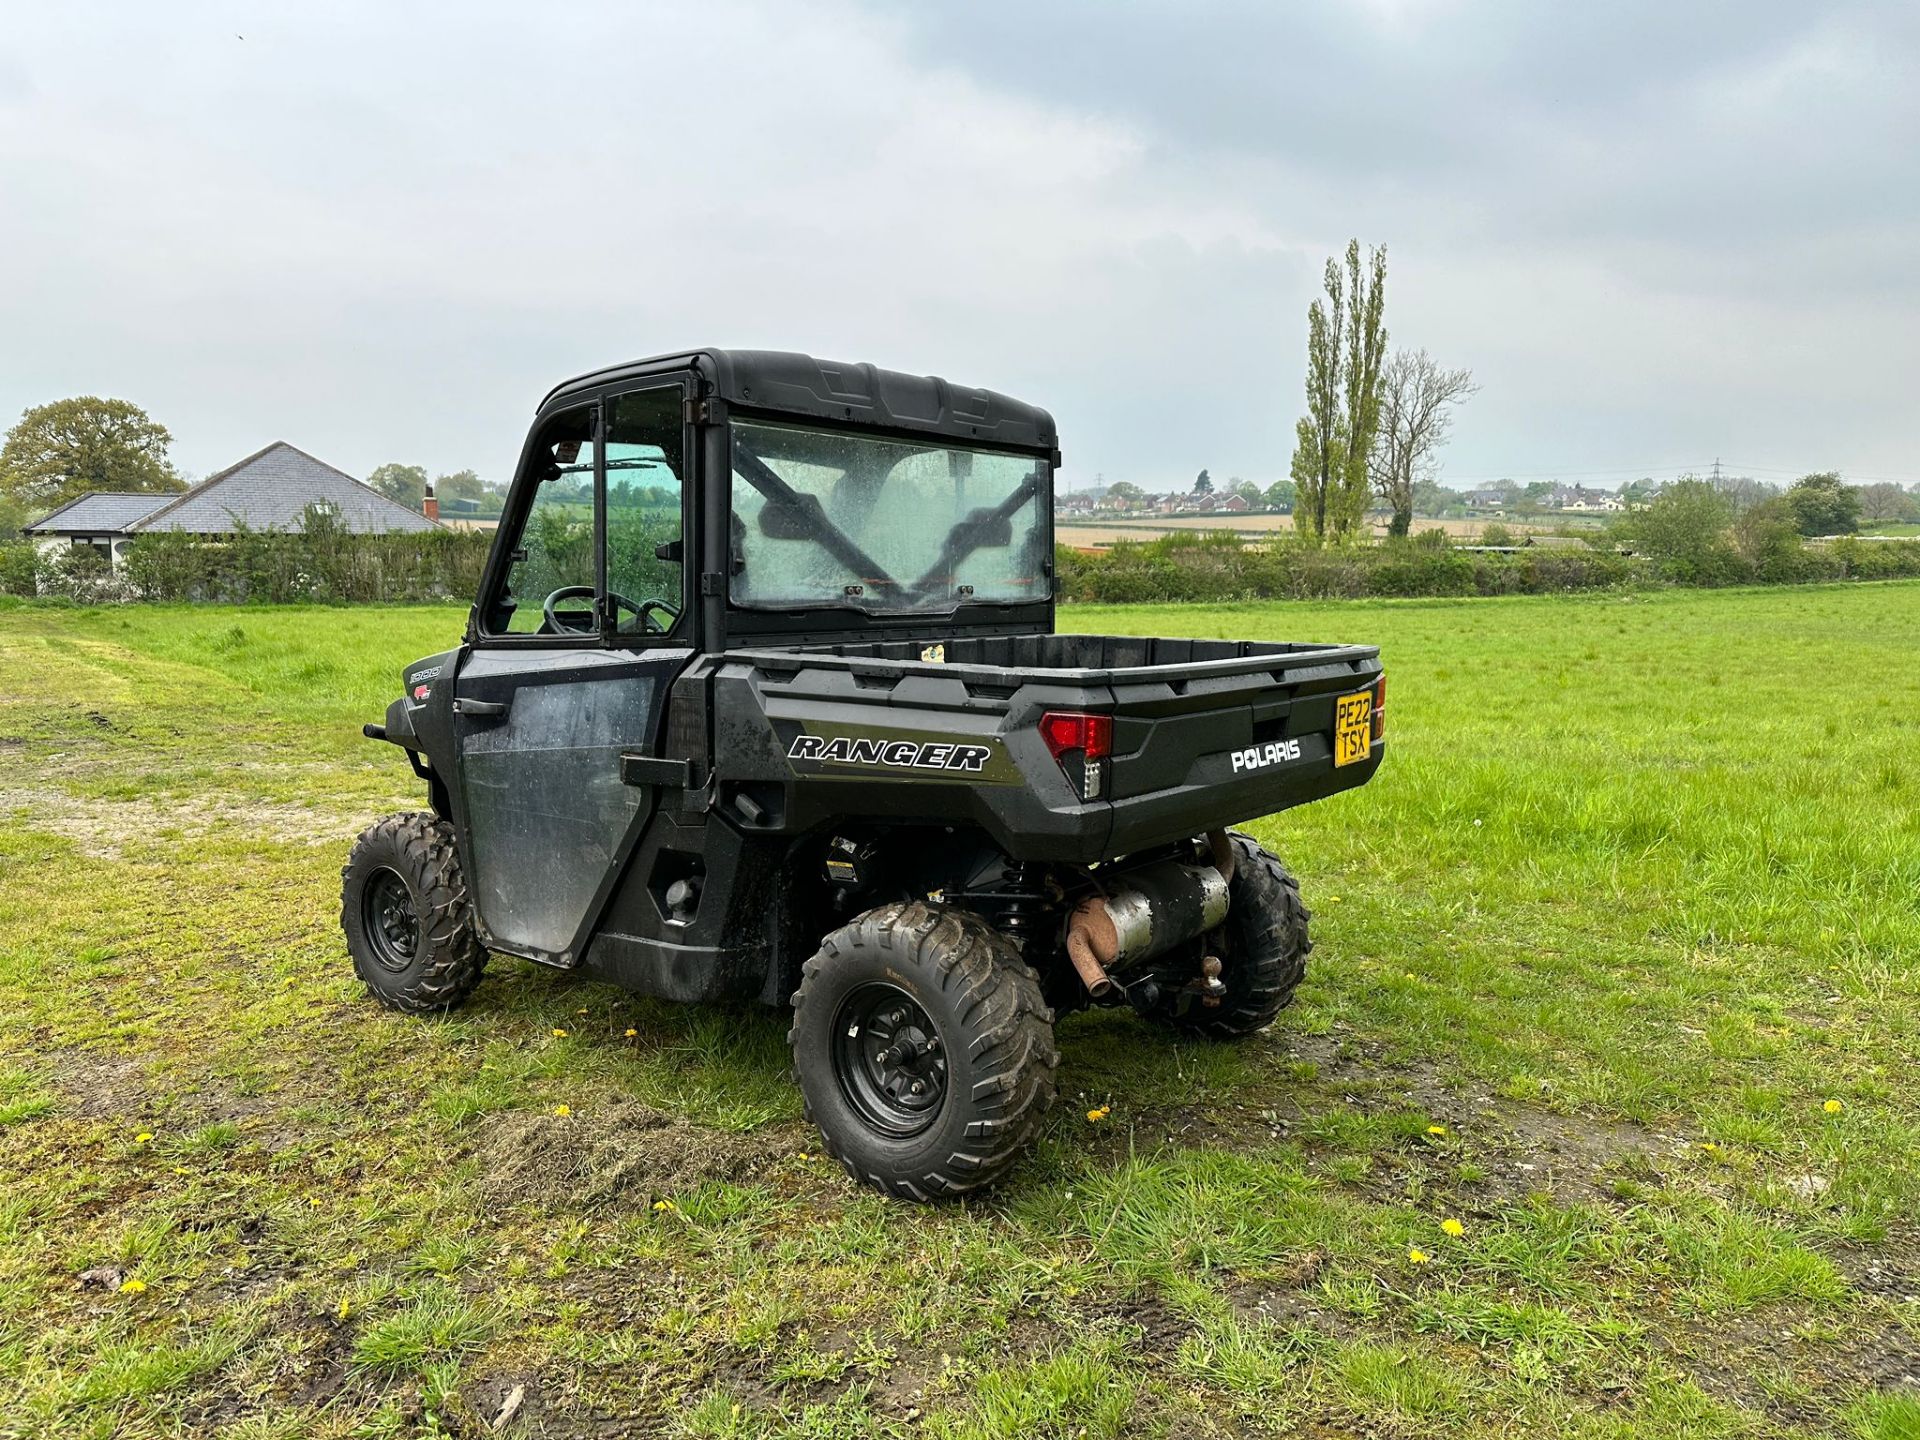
(1, 586, 1917, 1439)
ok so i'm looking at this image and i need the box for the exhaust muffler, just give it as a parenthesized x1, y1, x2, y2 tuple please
(1066, 832, 1233, 997)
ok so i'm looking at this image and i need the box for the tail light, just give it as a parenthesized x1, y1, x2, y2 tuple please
(1038, 710, 1113, 801)
(1371, 673, 1387, 743)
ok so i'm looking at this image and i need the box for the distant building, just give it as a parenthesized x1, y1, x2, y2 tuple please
(23, 441, 439, 568)
(1553, 484, 1624, 513)
(1462, 487, 1508, 510)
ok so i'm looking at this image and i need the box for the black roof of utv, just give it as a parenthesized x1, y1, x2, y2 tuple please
(540, 349, 1058, 457)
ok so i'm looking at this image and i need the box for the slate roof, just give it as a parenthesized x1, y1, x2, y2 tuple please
(23, 492, 176, 535)
(129, 442, 439, 535)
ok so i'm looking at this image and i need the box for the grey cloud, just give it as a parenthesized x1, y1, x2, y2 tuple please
(0, 0, 1915, 495)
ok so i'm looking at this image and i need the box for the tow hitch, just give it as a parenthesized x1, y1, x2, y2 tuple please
(1066, 831, 1236, 999)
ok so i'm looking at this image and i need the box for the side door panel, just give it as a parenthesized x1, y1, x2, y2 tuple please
(451, 374, 697, 966)
(455, 648, 691, 962)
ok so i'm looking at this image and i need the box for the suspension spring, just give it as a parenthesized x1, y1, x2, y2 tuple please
(991, 861, 1055, 955)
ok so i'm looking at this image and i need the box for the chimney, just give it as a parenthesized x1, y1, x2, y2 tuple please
(422, 478, 438, 522)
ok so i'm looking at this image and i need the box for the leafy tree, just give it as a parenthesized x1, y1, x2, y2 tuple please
(1193, 469, 1213, 494)
(1370, 348, 1474, 537)
(0, 397, 183, 514)
(1336, 241, 1390, 536)
(436, 468, 488, 506)
(1105, 480, 1145, 505)
(1785, 472, 1859, 536)
(1616, 478, 1733, 579)
(1264, 478, 1297, 512)
(1856, 481, 1916, 524)
(1230, 478, 1262, 503)
(1290, 239, 1387, 544)
(366, 462, 428, 509)
(1411, 478, 1456, 516)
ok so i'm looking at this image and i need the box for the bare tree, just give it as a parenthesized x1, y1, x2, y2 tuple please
(1856, 480, 1917, 523)
(1370, 349, 1475, 538)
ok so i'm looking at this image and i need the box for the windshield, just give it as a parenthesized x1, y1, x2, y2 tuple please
(729, 418, 1049, 613)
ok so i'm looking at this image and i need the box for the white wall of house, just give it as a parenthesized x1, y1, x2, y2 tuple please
(35, 533, 131, 569)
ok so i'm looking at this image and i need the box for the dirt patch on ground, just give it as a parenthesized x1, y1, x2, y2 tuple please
(1662, 1303, 1920, 1431)
(0, 782, 369, 857)
(48, 1046, 156, 1120)
(478, 1102, 789, 1210)
(1281, 1030, 1681, 1201)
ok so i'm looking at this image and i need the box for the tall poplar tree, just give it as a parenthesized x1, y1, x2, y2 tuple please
(1290, 240, 1387, 544)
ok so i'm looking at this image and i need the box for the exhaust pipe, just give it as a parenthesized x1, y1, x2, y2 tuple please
(1066, 832, 1235, 997)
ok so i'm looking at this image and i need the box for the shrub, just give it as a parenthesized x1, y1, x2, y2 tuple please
(0, 542, 36, 597)
(33, 543, 138, 603)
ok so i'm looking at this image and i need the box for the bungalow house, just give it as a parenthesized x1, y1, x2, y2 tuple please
(24, 441, 439, 568)
(1559, 485, 1624, 513)
(1462, 487, 1508, 511)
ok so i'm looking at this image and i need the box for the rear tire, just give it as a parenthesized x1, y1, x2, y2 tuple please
(1167, 833, 1310, 1040)
(340, 812, 488, 1014)
(790, 902, 1058, 1201)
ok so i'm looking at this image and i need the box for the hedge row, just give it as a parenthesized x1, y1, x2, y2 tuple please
(2, 527, 494, 604)
(7, 526, 1920, 607)
(1053, 532, 1920, 604)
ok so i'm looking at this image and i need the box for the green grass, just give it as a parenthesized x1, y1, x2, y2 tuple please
(1, 586, 1917, 1436)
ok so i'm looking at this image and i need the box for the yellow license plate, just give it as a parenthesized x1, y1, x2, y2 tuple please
(1334, 692, 1373, 767)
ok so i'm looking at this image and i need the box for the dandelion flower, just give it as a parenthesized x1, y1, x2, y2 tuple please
(308, 1197, 322, 1207)
(337, 1296, 352, 1320)
(652, 1199, 675, 1213)
(1823, 1099, 1844, 1115)
(119, 1278, 148, 1294)
(1700, 1141, 1718, 1153)
(1426, 1124, 1447, 1137)
(624, 1027, 638, 1039)
(134, 1132, 154, 1144)
(552, 1104, 571, 1118)
(1408, 1248, 1431, 1265)
(551, 1028, 568, 1038)
(1086, 1106, 1111, 1122)
(1440, 1218, 1465, 1238)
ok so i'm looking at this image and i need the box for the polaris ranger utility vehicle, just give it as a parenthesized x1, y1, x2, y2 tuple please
(343, 349, 1385, 1200)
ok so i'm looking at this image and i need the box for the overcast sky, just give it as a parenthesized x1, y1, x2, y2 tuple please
(2, 2, 1916, 492)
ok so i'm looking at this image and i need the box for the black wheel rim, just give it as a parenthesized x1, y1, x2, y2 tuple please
(831, 984, 948, 1138)
(361, 867, 420, 973)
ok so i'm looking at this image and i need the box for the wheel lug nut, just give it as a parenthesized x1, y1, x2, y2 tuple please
(909, 1080, 925, 1095)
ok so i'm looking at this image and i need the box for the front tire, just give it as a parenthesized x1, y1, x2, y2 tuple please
(790, 903, 1058, 1201)
(340, 812, 488, 1013)
(1167, 833, 1311, 1040)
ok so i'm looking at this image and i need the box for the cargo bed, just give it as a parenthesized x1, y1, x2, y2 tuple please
(703, 633, 1385, 863)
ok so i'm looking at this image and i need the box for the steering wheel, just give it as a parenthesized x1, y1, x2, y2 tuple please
(541, 586, 680, 635)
